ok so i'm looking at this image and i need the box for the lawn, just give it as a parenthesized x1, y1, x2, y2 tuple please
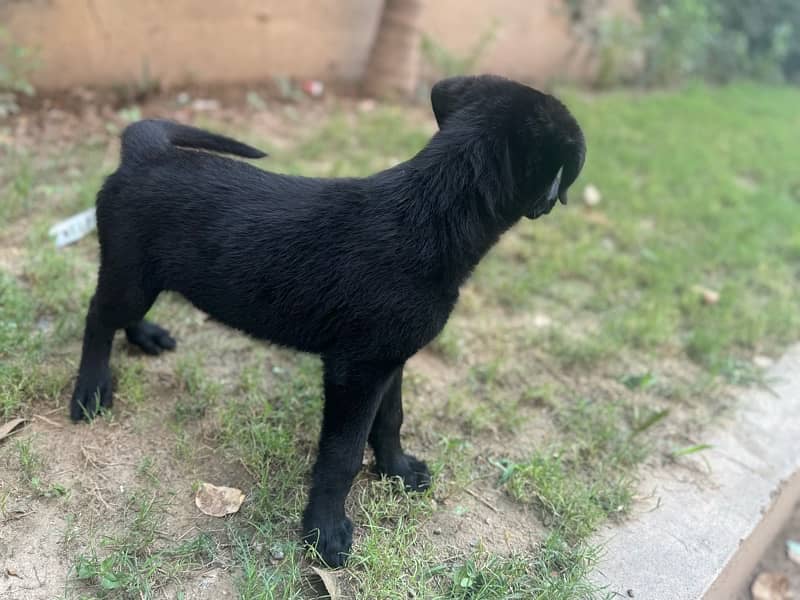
(1, 82, 799, 599)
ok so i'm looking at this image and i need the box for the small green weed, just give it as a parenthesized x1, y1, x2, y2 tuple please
(73, 492, 216, 598)
(671, 443, 712, 458)
(174, 355, 221, 422)
(446, 532, 602, 600)
(15, 436, 68, 498)
(500, 400, 646, 542)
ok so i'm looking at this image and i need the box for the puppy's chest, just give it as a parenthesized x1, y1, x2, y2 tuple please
(386, 289, 457, 355)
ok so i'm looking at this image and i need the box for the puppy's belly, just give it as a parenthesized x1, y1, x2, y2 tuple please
(167, 283, 333, 353)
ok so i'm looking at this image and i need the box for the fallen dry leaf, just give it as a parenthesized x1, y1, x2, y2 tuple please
(311, 566, 340, 600)
(751, 572, 790, 600)
(194, 482, 245, 517)
(0, 418, 26, 442)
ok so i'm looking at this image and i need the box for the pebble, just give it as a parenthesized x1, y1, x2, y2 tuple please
(532, 313, 552, 328)
(583, 184, 602, 206)
(751, 572, 789, 600)
(270, 544, 285, 561)
(191, 98, 221, 112)
(754, 355, 774, 369)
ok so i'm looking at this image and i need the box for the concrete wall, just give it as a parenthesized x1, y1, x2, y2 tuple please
(1, 0, 634, 90)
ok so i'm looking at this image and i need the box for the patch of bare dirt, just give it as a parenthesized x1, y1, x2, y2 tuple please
(0, 403, 246, 599)
(423, 487, 541, 556)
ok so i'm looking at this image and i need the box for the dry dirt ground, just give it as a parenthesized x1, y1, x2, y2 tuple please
(0, 332, 541, 599)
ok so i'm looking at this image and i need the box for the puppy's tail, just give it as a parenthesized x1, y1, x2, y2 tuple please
(120, 119, 267, 165)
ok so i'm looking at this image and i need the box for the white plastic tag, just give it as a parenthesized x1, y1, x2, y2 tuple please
(49, 208, 96, 248)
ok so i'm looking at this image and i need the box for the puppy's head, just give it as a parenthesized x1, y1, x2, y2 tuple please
(431, 75, 586, 220)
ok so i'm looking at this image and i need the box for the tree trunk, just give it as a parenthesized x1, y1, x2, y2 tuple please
(362, 0, 424, 98)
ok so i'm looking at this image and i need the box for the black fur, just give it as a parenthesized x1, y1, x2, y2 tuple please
(69, 75, 585, 566)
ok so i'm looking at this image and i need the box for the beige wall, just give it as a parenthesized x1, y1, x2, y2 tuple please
(2, 0, 634, 90)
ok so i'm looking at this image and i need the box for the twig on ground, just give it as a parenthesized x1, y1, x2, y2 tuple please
(92, 485, 111, 511)
(33, 414, 63, 428)
(3, 510, 35, 523)
(464, 487, 499, 513)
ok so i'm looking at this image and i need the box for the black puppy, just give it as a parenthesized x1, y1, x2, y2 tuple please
(70, 75, 585, 566)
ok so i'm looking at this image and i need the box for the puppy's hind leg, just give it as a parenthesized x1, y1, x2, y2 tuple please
(125, 320, 176, 355)
(368, 365, 431, 491)
(70, 279, 158, 421)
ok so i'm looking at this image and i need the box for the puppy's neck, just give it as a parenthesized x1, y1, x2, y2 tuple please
(399, 129, 518, 288)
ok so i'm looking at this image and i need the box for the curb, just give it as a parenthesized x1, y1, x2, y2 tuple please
(591, 344, 800, 600)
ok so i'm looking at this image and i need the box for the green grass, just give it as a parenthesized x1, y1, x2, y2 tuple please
(1, 82, 799, 599)
(14, 435, 69, 498)
(0, 150, 34, 222)
(498, 400, 646, 542)
(474, 83, 800, 372)
(444, 534, 601, 600)
(173, 354, 221, 423)
(73, 491, 217, 598)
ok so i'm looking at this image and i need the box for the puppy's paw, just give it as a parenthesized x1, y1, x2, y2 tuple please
(126, 321, 176, 356)
(70, 370, 113, 421)
(303, 515, 353, 568)
(378, 453, 431, 492)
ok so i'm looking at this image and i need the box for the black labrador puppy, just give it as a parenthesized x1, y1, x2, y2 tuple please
(70, 75, 586, 566)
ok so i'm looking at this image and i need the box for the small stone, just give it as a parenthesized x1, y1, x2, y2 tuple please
(191, 98, 221, 112)
(532, 313, 552, 328)
(751, 572, 790, 600)
(270, 544, 285, 561)
(692, 285, 720, 305)
(754, 355, 774, 369)
(583, 184, 602, 206)
(432, 527, 442, 535)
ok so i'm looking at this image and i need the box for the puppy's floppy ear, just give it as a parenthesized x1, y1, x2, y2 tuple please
(431, 76, 476, 129)
(547, 166, 564, 204)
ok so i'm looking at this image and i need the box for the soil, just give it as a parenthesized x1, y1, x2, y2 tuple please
(737, 503, 800, 600)
(0, 409, 244, 599)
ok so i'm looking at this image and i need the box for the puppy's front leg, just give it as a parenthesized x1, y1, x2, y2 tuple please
(369, 366, 431, 491)
(302, 358, 396, 567)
